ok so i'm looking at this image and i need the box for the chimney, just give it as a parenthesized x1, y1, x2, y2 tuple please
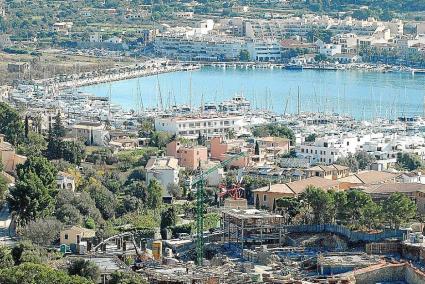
(0, 134, 4, 144)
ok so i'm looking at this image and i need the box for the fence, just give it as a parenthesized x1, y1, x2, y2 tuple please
(284, 224, 406, 242)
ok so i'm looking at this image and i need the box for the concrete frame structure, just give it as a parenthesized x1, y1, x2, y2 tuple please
(222, 209, 284, 250)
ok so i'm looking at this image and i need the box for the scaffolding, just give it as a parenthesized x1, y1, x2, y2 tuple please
(222, 209, 284, 250)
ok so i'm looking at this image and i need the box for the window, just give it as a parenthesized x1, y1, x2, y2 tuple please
(263, 195, 267, 202)
(64, 234, 68, 240)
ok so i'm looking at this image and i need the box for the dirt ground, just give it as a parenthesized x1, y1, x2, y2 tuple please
(0, 49, 137, 85)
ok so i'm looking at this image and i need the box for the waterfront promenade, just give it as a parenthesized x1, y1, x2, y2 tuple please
(35, 60, 200, 91)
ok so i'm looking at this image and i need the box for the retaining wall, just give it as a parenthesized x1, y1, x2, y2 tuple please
(284, 224, 406, 242)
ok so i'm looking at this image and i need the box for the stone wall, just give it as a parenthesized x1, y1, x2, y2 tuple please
(405, 264, 425, 284)
(346, 262, 425, 284)
(354, 264, 405, 284)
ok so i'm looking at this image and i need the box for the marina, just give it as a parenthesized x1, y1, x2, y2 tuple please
(76, 66, 425, 121)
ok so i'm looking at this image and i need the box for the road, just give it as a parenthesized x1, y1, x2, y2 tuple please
(0, 203, 15, 246)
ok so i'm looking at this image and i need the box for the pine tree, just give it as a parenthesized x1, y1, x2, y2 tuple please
(51, 112, 65, 140)
(255, 141, 260, 155)
(24, 116, 29, 139)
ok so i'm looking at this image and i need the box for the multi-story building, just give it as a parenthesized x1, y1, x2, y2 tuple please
(297, 135, 360, 164)
(154, 33, 245, 61)
(155, 115, 245, 138)
(236, 15, 395, 40)
(332, 33, 359, 54)
(318, 43, 342, 56)
(246, 39, 282, 61)
(166, 140, 208, 170)
(209, 136, 251, 168)
(52, 22, 73, 36)
(69, 121, 109, 146)
(145, 156, 180, 189)
(256, 136, 290, 156)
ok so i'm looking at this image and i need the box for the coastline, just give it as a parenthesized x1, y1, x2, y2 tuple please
(34, 60, 201, 91)
(31, 59, 425, 94)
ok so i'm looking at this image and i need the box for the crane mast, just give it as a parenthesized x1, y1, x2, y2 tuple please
(188, 151, 247, 265)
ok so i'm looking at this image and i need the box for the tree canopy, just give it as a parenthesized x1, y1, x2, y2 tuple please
(0, 102, 24, 145)
(276, 187, 416, 230)
(8, 157, 58, 224)
(252, 124, 295, 144)
(0, 263, 92, 284)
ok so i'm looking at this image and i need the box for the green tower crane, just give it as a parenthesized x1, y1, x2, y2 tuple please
(188, 151, 247, 265)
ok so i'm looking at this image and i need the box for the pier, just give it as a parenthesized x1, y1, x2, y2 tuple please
(35, 60, 201, 91)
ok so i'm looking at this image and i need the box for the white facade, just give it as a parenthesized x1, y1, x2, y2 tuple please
(298, 135, 360, 164)
(154, 33, 244, 61)
(155, 115, 245, 138)
(318, 43, 342, 56)
(57, 172, 76, 192)
(235, 15, 394, 40)
(90, 32, 103, 43)
(70, 122, 109, 146)
(246, 40, 282, 62)
(298, 132, 425, 166)
(145, 156, 180, 190)
(104, 36, 122, 44)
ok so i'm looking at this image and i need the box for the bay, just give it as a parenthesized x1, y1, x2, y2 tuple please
(77, 67, 425, 120)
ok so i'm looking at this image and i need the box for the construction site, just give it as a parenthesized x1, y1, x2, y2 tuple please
(80, 208, 425, 284)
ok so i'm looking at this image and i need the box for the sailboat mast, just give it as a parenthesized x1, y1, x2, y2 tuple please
(156, 73, 163, 111)
(189, 72, 192, 110)
(297, 86, 300, 116)
(108, 83, 112, 119)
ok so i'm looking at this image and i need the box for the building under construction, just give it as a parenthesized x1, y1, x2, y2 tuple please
(222, 209, 284, 249)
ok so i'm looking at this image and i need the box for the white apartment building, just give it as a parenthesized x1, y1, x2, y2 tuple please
(299, 132, 425, 166)
(298, 135, 360, 164)
(145, 156, 180, 190)
(332, 33, 358, 54)
(246, 39, 282, 61)
(69, 121, 109, 146)
(231, 15, 397, 40)
(154, 33, 244, 61)
(155, 115, 245, 138)
(317, 41, 342, 56)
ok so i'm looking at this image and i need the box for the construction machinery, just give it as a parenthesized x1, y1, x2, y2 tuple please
(187, 151, 247, 265)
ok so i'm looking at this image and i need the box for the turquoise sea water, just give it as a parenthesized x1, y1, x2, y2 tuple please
(77, 67, 425, 120)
